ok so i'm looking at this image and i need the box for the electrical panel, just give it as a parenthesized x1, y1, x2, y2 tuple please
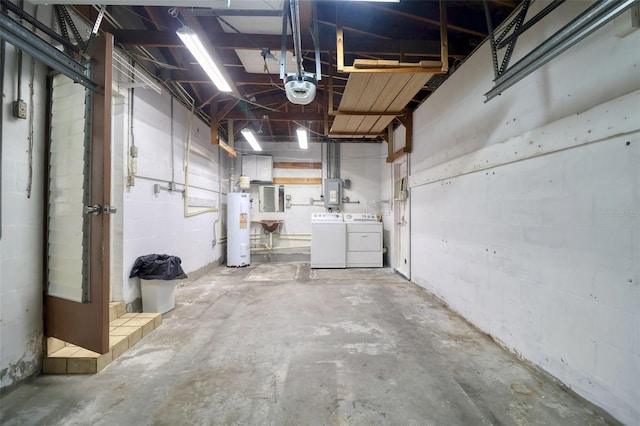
(324, 179, 342, 209)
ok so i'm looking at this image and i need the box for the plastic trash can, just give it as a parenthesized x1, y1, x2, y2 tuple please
(129, 254, 188, 314)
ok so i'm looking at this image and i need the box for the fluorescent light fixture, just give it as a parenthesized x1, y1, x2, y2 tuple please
(176, 26, 232, 92)
(296, 128, 308, 150)
(241, 129, 262, 151)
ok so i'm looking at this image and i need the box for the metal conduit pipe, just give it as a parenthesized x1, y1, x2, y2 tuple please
(251, 245, 311, 252)
(289, 0, 304, 79)
(184, 102, 219, 217)
(485, 0, 638, 101)
(250, 235, 310, 240)
(0, 39, 4, 239)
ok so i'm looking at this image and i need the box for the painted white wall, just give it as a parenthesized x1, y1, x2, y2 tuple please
(379, 143, 393, 266)
(0, 2, 50, 389)
(119, 87, 227, 306)
(407, 2, 640, 424)
(240, 141, 385, 252)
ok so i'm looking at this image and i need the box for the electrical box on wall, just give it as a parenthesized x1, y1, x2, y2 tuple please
(12, 100, 27, 119)
(324, 179, 342, 209)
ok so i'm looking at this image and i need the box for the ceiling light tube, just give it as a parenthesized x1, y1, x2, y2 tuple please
(296, 127, 308, 150)
(241, 129, 262, 152)
(176, 26, 232, 92)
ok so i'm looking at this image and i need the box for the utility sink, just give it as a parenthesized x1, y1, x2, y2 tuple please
(260, 220, 282, 233)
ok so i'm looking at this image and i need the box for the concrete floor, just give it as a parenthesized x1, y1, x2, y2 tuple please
(1, 262, 619, 425)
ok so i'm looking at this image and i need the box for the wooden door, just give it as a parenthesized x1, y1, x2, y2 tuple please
(44, 35, 113, 354)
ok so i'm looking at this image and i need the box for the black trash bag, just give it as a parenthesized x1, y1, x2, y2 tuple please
(129, 254, 188, 280)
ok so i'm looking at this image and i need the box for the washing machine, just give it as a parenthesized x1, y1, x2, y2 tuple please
(310, 212, 345, 268)
(344, 213, 383, 268)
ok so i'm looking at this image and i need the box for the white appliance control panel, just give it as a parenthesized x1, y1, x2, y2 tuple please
(311, 212, 343, 222)
(344, 213, 377, 222)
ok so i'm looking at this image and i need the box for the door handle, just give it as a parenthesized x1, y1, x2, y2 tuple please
(84, 204, 102, 216)
(103, 204, 118, 215)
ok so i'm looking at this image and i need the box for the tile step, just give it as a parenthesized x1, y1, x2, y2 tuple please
(43, 309, 163, 374)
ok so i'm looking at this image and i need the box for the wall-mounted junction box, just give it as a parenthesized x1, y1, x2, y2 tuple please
(12, 100, 27, 119)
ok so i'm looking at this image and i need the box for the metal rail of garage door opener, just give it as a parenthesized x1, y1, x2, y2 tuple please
(0, 4, 97, 90)
(483, 0, 638, 101)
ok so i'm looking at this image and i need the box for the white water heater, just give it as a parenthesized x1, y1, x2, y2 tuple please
(227, 192, 251, 267)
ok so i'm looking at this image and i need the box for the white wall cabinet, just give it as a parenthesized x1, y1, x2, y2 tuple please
(242, 155, 273, 183)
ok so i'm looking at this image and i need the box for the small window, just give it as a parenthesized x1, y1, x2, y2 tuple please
(259, 185, 285, 212)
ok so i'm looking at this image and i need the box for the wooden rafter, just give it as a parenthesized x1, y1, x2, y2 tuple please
(367, 3, 487, 38)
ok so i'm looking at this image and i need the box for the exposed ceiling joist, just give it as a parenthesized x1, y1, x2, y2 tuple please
(59, 0, 518, 143)
(224, 111, 325, 121)
(368, 3, 487, 38)
(112, 30, 470, 57)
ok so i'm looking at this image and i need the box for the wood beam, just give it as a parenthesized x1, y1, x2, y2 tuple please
(218, 99, 240, 119)
(164, 69, 348, 87)
(386, 147, 407, 163)
(318, 20, 391, 40)
(273, 177, 322, 185)
(368, 4, 487, 38)
(114, 30, 292, 50)
(112, 30, 467, 57)
(398, 107, 413, 154)
(330, 110, 405, 117)
(274, 162, 322, 169)
(210, 101, 218, 144)
(329, 132, 384, 137)
(491, 0, 519, 8)
(386, 123, 394, 163)
(224, 111, 326, 122)
(440, 0, 449, 73)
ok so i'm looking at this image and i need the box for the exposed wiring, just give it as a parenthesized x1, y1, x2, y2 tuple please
(125, 6, 171, 30)
(167, 7, 184, 26)
(26, 4, 38, 198)
(0, 39, 4, 239)
(26, 41, 36, 198)
(262, 53, 286, 93)
(125, 51, 186, 70)
(216, 15, 266, 52)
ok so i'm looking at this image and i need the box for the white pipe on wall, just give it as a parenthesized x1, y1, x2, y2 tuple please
(183, 101, 219, 217)
(251, 245, 311, 252)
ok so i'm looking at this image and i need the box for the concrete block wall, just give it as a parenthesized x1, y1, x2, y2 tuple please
(406, 2, 640, 423)
(0, 3, 50, 390)
(119, 87, 227, 307)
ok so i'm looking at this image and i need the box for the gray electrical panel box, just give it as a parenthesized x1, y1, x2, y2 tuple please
(324, 179, 342, 209)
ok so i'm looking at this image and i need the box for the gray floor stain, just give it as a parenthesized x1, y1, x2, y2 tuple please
(0, 262, 620, 426)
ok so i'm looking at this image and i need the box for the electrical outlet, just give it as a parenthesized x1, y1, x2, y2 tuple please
(12, 100, 27, 119)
